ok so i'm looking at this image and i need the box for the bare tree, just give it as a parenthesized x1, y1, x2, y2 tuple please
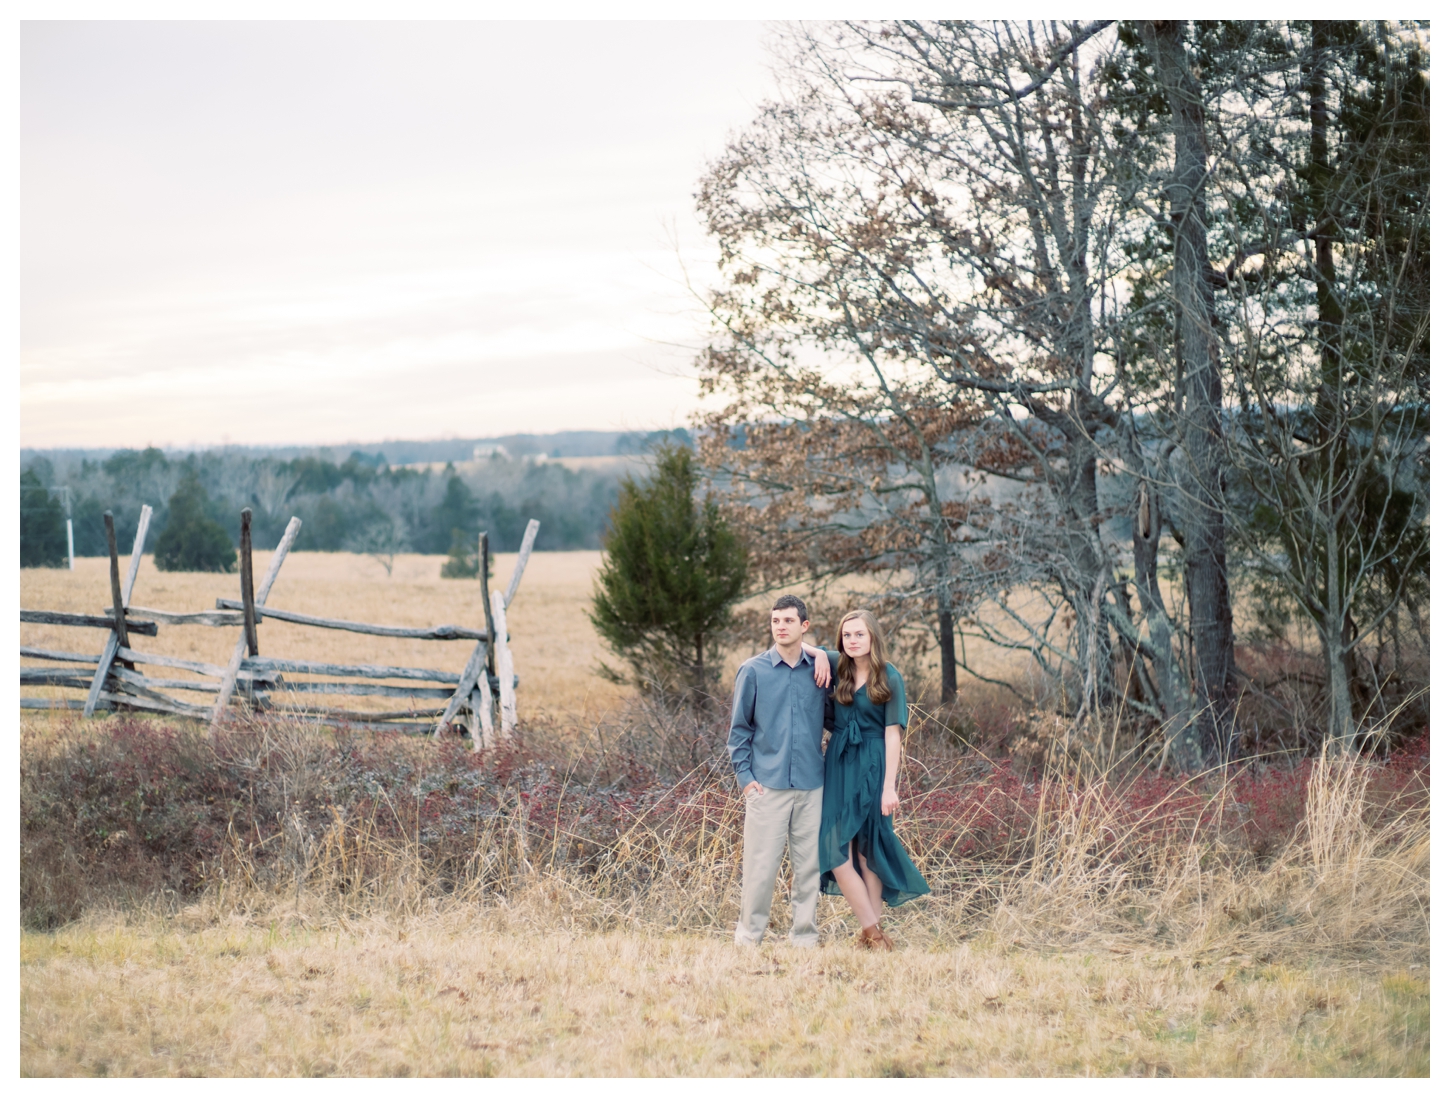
(697, 19, 1428, 760)
(348, 516, 409, 578)
(1137, 21, 1238, 765)
(1209, 21, 1430, 750)
(697, 21, 1197, 728)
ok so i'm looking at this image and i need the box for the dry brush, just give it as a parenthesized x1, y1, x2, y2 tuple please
(20, 707, 1428, 969)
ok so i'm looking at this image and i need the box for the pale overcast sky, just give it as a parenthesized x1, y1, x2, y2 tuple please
(20, 21, 775, 449)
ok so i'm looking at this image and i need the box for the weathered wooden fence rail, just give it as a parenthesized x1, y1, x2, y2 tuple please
(212, 601, 492, 641)
(21, 610, 160, 634)
(19, 508, 539, 751)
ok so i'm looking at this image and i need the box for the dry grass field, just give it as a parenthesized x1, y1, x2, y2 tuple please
(18, 553, 1431, 1077)
(20, 551, 631, 721)
(20, 908, 1427, 1077)
(20, 551, 1028, 724)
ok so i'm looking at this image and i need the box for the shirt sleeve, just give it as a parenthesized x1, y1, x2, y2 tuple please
(727, 663, 758, 788)
(887, 665, 909, 730)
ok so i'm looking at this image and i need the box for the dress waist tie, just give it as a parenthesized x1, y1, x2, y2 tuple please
(839, 714, 886, 750)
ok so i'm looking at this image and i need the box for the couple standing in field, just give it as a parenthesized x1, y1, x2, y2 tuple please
(728, 595, 929, 951)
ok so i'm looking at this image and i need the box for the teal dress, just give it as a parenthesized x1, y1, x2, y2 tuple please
(819, 663, 930, 907)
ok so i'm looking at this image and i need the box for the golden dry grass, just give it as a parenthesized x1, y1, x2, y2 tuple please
(21, 551, 1037, 726)
(20, 906, 1427, 1077)
(18, 557, 1431, 1077)
(20, 551, 630, 721)
(18, 703, 1430, 1076)
(20, 552, 1028, 733)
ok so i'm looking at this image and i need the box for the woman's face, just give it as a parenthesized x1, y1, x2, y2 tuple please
(840, 618, 872, 660)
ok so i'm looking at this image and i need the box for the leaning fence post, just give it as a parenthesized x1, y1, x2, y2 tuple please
(210, 517, 301, 730)
(468, 684, 493, 752)
(83, 505, 151, 718)
(433, 641, 489, 739)
(502, 519, 540, 609)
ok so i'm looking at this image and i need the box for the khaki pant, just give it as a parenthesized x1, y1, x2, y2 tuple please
(734, 785, 822, 947)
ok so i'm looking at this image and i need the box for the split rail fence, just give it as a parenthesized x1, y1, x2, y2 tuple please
(20, 506, 539, 751)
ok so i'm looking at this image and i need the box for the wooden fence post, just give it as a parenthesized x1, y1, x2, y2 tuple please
(237, 509, 260, 706)
(491, 589, 517, 739)
(468, 685, 493, 752)
(433, 642, 489, 738)
(240, 508, 259, 658)
(32, 509, 537, 739)
(210, 517, 301, 729)
(480, 532, 497, 677)
(503, 519, 540, 609)
(83, 505, 151, 718)
(478, 530, 497, 745)
(104, 513, 131, 661)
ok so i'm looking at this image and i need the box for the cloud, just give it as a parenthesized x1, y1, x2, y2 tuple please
(21, 21, 770, 448)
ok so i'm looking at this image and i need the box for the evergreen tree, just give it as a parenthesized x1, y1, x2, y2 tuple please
(153, 472, 237, 573)
(440, 527, 477, 578)
(590, 443, 749, 702)
(429, 471, 479, 554)
(20, 468, 67, 568)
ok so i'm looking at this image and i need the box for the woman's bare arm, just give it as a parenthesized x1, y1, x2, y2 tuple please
(800, 641, 833, 688)
(882, 724, 902, 815)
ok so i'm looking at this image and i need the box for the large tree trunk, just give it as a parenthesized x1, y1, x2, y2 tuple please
(938, 602, 957, 705)
(1032, 400, 1112, 717)
(1098, 412, 1197, 766)
(1141, 20, 1237, 764)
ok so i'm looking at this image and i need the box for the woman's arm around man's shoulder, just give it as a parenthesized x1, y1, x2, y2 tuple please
(800, 641, 836, 689)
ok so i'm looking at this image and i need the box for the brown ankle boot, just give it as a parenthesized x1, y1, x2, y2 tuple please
(856, 924, 894, 952)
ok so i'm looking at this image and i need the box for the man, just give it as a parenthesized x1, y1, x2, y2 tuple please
(728, 594, 835, 948)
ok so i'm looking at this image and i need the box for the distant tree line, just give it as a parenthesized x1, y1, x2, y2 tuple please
(20, 447, 628, 566)
(19, 468, 68, 568)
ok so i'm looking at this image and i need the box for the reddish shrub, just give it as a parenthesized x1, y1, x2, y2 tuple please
(20, 714, 1430, 928)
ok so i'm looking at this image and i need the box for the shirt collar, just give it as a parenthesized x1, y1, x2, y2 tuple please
(767, 646, 804, 668)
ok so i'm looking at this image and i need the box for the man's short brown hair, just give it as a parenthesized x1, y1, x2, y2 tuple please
(771, 594, 809, 621)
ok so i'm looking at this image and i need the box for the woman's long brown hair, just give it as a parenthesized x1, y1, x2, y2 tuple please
(834, 610, 892, 705)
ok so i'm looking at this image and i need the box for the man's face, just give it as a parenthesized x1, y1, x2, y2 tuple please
(771, 608, 808, 649)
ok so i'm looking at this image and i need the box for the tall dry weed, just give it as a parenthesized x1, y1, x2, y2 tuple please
(21, 706, 1428, 970)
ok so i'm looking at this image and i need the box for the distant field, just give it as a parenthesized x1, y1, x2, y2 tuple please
(20, 551, 630, 722)
(22, 551, 1041, 726)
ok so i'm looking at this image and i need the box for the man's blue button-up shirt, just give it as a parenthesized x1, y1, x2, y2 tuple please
(728, 646, 836, 791)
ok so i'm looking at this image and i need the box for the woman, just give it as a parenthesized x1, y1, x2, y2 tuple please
(806, 610, 929, 950)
